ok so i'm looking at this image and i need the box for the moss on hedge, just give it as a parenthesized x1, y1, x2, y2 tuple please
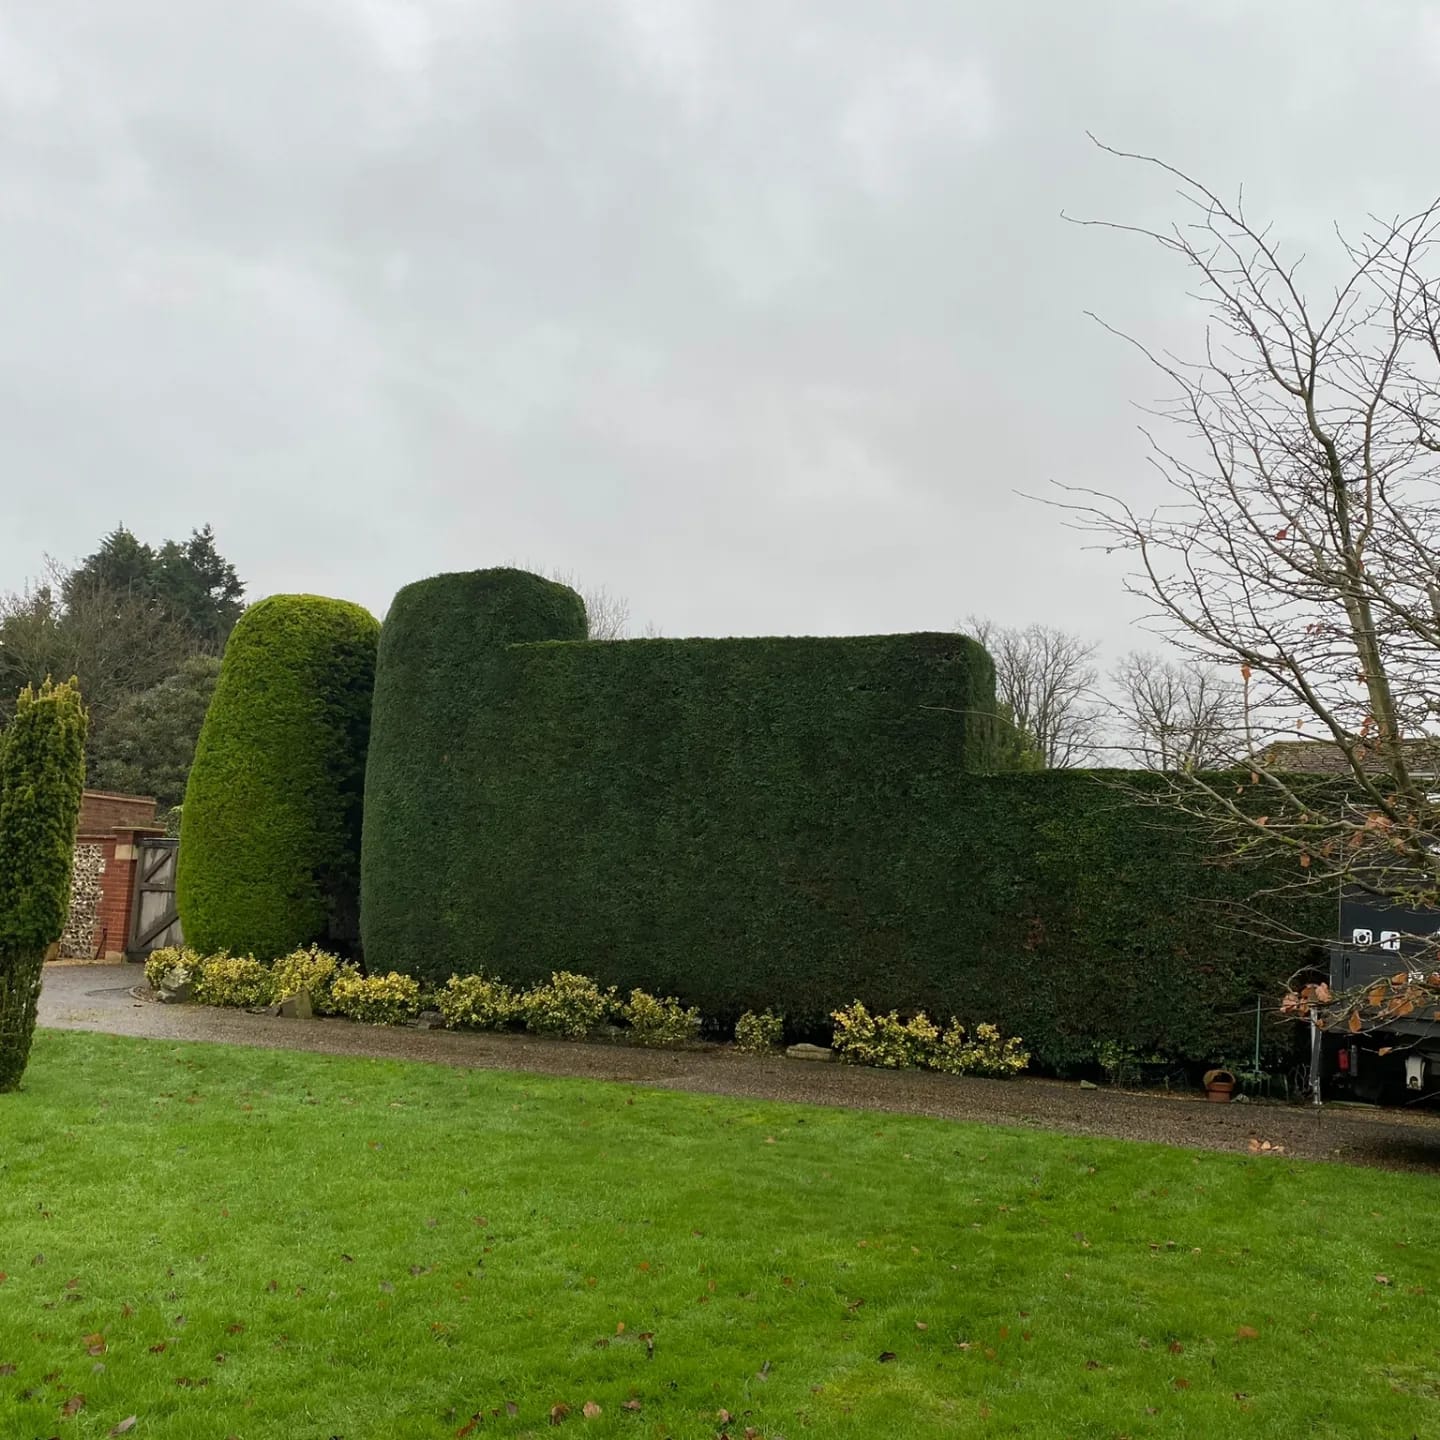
(177, 594, 379, 960)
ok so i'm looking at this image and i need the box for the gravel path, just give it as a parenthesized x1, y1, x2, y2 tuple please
(38, 961, 1440, 1174)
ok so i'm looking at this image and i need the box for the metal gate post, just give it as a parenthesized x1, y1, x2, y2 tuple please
(1310, 1017, 1323, 1107)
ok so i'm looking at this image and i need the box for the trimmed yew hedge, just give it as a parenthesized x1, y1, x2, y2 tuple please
(177, 594, 379, 960)
(360, 568, 590, 975)
(358, 567, 1323, 1069)
(361, 568, 1003, 1003)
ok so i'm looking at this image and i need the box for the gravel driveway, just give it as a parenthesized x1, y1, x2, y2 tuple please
(38, 961, 1440, 1174)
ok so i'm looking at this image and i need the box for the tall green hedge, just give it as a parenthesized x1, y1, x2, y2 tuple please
(0, 679, 87, 1091)
(178, 595, 380, 960)
(360, 567, 1003, 993)
(361, 568, 589, 973)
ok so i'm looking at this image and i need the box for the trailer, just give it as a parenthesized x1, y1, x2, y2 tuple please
(1325, 887, 1440, 1103)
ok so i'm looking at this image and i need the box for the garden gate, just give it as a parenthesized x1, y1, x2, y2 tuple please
(125, 837, 183, 958)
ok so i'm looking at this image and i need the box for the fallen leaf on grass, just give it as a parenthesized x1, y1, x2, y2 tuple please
(1375, 1274, 1392, 1286)
(1167, 1341, 1183, 1354)
(226, 1323, 245, 1335)
(1173, 1377, 1191, 1391)
(148, 1343, 167, 1354)
(878, 1351, 897, 1363)
(718, 1409, 733, 1424)
(506, 1402, 518, 1417)
(622, 1400, 642, 1412)
(1235, 1326, 1259, 1340)
(581, 1401, 601, 1419)
(60, 1394, 86, 1416)
(549, 1402, 570, 1425)
(83, 1334, 106, 1356)
(109, 1420, 138, 1437)
(0, 1364, 13, 1376)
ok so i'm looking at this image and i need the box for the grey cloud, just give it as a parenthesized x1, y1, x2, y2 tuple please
(2, 0, 1437, 645)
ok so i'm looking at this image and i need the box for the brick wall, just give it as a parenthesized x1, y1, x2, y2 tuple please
(65, 791, 164, 961)
(78, 790, 158, 835)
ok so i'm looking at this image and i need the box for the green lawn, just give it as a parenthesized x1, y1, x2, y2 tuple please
(2, 1032, 1437, 1439)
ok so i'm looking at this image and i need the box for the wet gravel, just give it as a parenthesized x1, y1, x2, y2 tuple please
(38, 962, 1440, 1174)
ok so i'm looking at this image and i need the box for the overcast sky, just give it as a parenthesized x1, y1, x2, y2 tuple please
(2, 0, 1437, 651)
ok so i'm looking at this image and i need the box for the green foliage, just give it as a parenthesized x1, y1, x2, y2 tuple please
(359, 566, 1318, 1068)
(66, 524, 245, 651)
(361, 567, 998, 994)
(436, 973, 522, 1031)
(270, 945, 354, 1016)
(831, 1002, 938, 1069)
(88, 654, 221, 809)
(991, 701, 1047, 772)
(734, 1009, 784, 1053)
(143, 945, 201, 992)
(929, 1021, 1030, 1077)
(329, 971, 420, 1026)
(521, 971, 616, 1040)
(1093, 1039, 1166, 1086)
(0, 678, 87, 1091)
(361, 568, 589, 974)
(177, 594, 380, 961)
(193, 955, 273, 1008)
(623, 989, 701, 1048)
(830, 1002, 1028, 1075)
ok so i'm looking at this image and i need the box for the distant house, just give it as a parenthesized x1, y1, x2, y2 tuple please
(1257, 738, 1440, 778)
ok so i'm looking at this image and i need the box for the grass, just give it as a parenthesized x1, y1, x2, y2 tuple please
(1, 1032, 1438, 1439)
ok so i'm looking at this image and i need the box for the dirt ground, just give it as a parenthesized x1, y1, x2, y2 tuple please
(36, 961, 1440, 1174)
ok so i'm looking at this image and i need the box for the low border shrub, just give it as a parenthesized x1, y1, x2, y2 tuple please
(194, 955, 273, 1009)
(436, 973, 521, 1031)
(623, 989, 701, 1048)
(734, 1010, 784, 1053)
(330, 971, 421, 1026)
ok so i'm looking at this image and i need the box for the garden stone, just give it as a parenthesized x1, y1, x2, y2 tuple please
(415, 1009, 445, 1030)
(155, 969, 194, 1004)
(1079, 1079, 1099, 1090)
(279, 991, 314, 1020)
(786, 1043, 835, 1062)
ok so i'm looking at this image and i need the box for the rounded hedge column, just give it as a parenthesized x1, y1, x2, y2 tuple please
(177, 595, 380, 960)
(360, 568, 588, 977)
(0, 679, 88, 1092)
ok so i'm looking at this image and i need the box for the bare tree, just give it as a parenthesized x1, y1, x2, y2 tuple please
(964, 617, 1101, 767)
(576, 582, 631, 642)
(1109, 651, 1244, 771)
(1055, 140, 1440, 1019)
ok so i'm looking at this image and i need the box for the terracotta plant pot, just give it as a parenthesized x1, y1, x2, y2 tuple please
(1203, 1067, 1237, 1103)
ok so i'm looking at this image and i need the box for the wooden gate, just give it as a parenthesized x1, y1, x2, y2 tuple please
(126, 837, 183, 958)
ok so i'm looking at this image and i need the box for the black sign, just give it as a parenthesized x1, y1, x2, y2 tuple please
(1339, 886, 1440, 965)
